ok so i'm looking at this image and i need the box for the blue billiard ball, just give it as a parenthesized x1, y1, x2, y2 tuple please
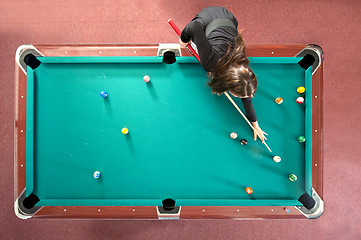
(100, 91, 108, 98)
(93, 171, 101, 178)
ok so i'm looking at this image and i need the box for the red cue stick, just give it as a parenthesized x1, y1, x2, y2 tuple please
(168, 19, 201, 62)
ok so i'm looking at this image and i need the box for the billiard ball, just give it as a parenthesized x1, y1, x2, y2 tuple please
(297, 86, 305, 93)
(245, 187, 253, 194)
(288, 174, 297, 181)
(100, 91, 108, 98)
(93, 171, 101, 178)
(273, 156, 281, 163)
(275, 97, 283, 104)
(143, 75, 151, 82)
(240, 139, 247, 145)
(121, 128, 129, 134)
(297, 136, 306, 143)
(230, 132, 237, 139)
(296, 97, 304, 104)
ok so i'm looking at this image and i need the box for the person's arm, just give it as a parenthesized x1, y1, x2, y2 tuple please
(241, 97, 268, 142)
(180, 21, 219, 72)
(241, 97, 257, 122)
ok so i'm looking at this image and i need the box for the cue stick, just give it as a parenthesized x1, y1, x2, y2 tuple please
(168, 19, 272, 153)
(224, 92, 272, 152)
(168, 19, 201, 62)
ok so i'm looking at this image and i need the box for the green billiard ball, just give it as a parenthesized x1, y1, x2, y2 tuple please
(289, 174, 297, 182)
(297, 136, 306, 143)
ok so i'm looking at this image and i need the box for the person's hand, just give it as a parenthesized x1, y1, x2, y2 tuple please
(252, 121, 268, 143)
(179, 38, 189, 48)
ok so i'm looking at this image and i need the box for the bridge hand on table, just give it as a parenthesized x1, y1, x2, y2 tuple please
(252, 122, 268, 143)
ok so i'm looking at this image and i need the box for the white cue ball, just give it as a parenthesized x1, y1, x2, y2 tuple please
(273, 156, 281, 163)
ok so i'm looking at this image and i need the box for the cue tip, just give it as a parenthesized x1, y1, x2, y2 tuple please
(264, 142, 272, 152)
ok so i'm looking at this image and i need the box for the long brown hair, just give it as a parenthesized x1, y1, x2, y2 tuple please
(208, 32, 257, 97)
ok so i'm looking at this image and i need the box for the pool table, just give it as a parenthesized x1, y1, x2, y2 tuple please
(14, 44, 324, 219)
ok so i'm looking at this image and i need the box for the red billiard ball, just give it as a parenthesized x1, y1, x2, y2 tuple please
(296, 97, 304, 104)
(143, 75, 151, 82)
(230, 132, 237, 139)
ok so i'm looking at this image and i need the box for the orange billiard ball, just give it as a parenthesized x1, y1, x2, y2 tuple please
(275, 97, 283, 104)
(245, 187, 253, 194)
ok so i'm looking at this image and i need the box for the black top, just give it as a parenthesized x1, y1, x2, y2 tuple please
(180, 7, 257, 122)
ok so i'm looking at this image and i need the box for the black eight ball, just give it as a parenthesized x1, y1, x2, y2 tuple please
(240, 139, 248, 145)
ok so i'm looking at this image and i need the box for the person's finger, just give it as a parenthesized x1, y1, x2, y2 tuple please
(179, 39, 186, 47)
(263, 132, 268, 135)
(254, 131, 257, 141)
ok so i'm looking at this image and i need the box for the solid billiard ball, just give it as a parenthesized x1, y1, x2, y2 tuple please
(230, 132, 237, 139)
(296, 97, 304, 104)
(240, 139, 247, 145)
(93, 171, 101, 178)
(121, 128, 129, 135)
(275, 97, 283, 104)
(143, 75, 151, 83)
(273, 156, 281, 163)
(289, 174, 297, 181)
(297, 86, 305, 93)
(245, 187, 253, 194)
(100, 91, 108, 98)
(297, 136, 306, 143)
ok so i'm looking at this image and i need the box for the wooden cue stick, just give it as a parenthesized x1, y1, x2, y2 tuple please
(168, 19, 272, 152)
(224, 92, 272, 152)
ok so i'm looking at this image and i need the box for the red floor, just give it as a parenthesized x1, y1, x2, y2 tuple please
(1, 1, 361, 239)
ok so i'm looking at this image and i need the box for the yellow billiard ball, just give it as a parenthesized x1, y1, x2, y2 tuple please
(297, 86, 305, 93)
(121, 127, 129, 135)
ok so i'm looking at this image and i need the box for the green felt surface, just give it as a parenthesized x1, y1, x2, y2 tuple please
(26, 56, 312, 206)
